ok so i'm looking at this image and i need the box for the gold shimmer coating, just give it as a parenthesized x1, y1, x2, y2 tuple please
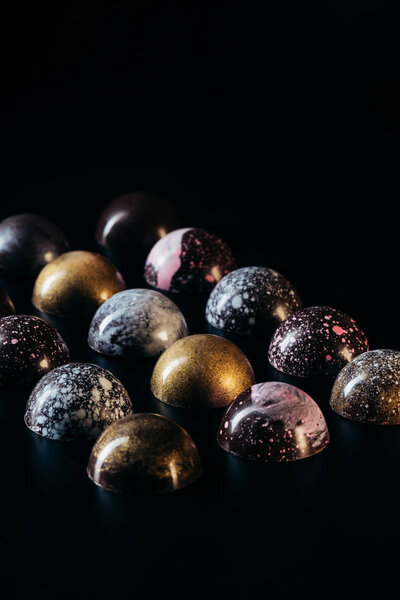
(32, 251, 126, 317)
(87, 413, 202, 494)
(151, 333, 255, 408)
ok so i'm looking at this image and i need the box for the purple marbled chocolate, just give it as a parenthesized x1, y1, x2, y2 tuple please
(144, 227, 236, 294)
(217, 381, 329, 462)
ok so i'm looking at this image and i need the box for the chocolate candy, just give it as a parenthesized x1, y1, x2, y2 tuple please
(0, 213, 69, 278)
(88, 288, 188, 358)
(206, 266, 302, 334)
(24, 363, 133, 441)
(144, 227, 236, 294)
(217, 381, 330, 462)
(87, 413, 202, 494)
(268, 306, 368, 378)
(0, 288, 15, 318)
(32, 251, 126, 317)
(151, 333, 255, 408)
(96, 192, 181, 254)
(0, 315, 69, 389)
(330, 349, 400, 425)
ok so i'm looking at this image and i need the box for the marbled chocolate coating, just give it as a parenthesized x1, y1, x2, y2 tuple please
(87, 413, 202, 494)
(88, 288, 188, 358)
(151, 333, 255, 408)
(144, 227, 236, 294)
(218, 381, 330, 462)
(0, 315, 69, 389)
(330, 349, 400, 425)
(268, 306, 368, 378)
(32, 251, 126, 317)
(0, 288, 15, 317)
(96, 192, 181, 254)
(0, 213, 69, 278)
(25, 362, 133, 441)
(206, 266, 302, 334)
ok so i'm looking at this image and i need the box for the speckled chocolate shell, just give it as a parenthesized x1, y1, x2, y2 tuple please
(144, 227, 236, 294)
(268, 306, 369, 378)
(0, 288, 15, 318)
(206, 266, 302, 334)
(87, 413, 202, 494)
(0, 213, 69, 278)
(330, 349, 400, 425)
(24, 363, 133, 441)
(151, 333, 255, 408)
(88, 289, 188, 358)
(96, 192, 181, 254)
(218, 381, 330, 462)
(32, 251, 126, 317)
(0, 315, 69, 389)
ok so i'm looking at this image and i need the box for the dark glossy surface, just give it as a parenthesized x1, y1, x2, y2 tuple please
(0, 315, 69, 389)
(25, 362, 133, 440)
(151, 333, 255, 408)
(144, 227, 236, 294)
(330, 349, 400, 425)
(0, 213, 69, 278)
(268, 306, 369, 378)
(87, 413, 202, 494)
(96, 192, 181, 254)
(88, 288, 188, 358)
(0, 287, 15, 317)
(218, 381, 329, 462)
(206, 266, 302, 334)
(32, 251, 126, 317)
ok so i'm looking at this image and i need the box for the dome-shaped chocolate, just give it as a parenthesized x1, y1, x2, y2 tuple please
(87, 413, 202, 494)
(88, 289, 188, 358)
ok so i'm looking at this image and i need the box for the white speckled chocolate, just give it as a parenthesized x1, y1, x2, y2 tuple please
(88, 289, 189, 358)
(330, 349, 400, 425)
(218, 381, 329, 462)
(24, 362, 133, 441)
(206, 266, 301, 334)
(268, 306, 369, 378)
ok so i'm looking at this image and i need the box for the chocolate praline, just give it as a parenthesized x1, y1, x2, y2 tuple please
(151, 333, 255, 408)
(88, 289, 188, 358)
(87, 413, 202, 494)
(330, 349, 400, 425)
(206, 266, 302, 334)
(0, 288, 15, 317)
(0, 315, 69, 389)
(24, 363, 133, 441)
(96, 192, 181, 254)
(32, 251, 126, 317)
(144, 227, 236, 294)
(0, 213, 69, 278)
(218, 382, 330, 462)
(268, 306, 368, 378)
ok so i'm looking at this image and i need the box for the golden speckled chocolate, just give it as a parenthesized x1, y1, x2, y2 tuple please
(151, 333, 255, 408)
(0, 287, 15, 318)
(32, 251, 126, 317)
(87, 413, 202, 494)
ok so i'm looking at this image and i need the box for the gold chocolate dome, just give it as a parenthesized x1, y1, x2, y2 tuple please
(151, 333, 255, 408)
(32, 251, 126, 317)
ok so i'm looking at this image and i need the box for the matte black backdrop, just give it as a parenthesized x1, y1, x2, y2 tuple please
(1, 2, 399, 599)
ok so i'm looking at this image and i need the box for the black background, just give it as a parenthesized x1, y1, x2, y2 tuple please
(1, 2, 399, 599)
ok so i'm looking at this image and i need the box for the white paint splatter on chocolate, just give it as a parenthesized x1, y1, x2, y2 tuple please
(144, 227, 236, 294)
(330, 349, 400, 424)
(268, 306, 368, 378)
(24, 362, 133, 441)
(217, 381, 329, 462)
(88, 289, 188, 358)
(205, 266, 301, 334)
